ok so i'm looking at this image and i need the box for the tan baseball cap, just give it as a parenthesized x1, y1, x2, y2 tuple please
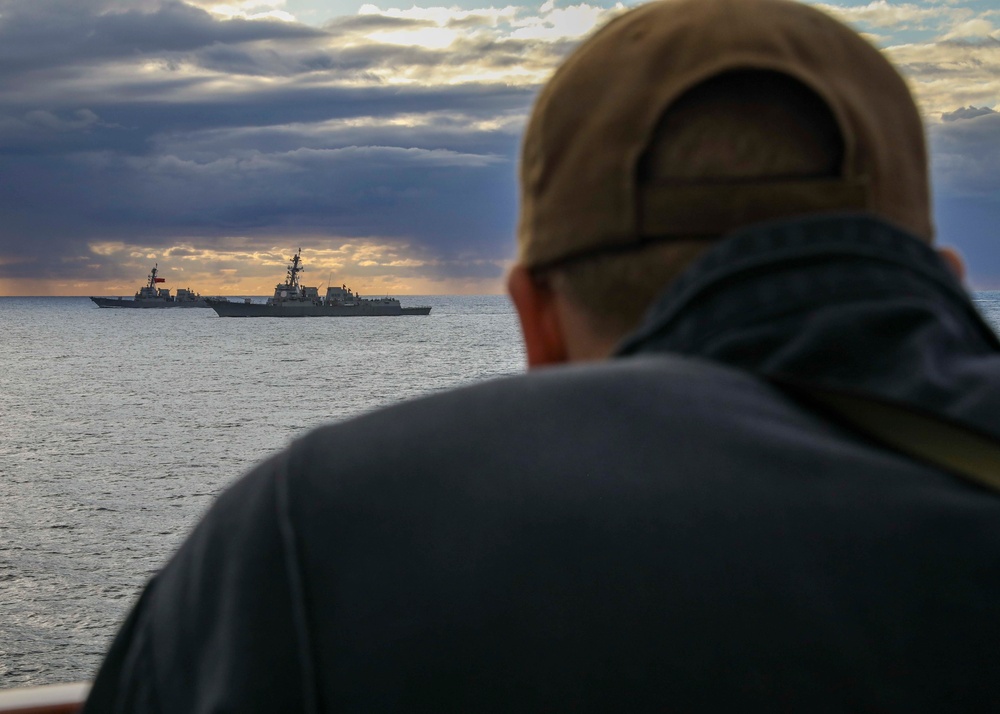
(517, 0, 932, 270)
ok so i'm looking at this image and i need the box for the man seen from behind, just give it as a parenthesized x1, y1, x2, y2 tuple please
(84, 0, 1000, 711)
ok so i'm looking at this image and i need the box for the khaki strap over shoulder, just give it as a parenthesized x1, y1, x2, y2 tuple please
(773, 380, 1000, 495)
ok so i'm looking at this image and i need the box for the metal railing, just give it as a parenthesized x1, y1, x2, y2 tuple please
(0, 682, 89, 714)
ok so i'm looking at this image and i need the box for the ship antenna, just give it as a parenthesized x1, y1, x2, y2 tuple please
(287, 248, 303, 290)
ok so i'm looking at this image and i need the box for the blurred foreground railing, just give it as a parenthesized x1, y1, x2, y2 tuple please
(0, 683, 89, 714)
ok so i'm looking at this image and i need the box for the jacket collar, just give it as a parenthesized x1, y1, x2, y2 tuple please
(615, 213, 1000, 428)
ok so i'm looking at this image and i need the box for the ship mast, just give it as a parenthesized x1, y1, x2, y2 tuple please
(147, 264, 158, 290)
(286, 249, 303, 291)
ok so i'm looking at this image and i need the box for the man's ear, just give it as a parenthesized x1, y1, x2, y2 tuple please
(507, 264, 570, 368)
(937, 246, 965, 282)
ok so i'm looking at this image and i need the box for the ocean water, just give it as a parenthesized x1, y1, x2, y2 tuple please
(0, 295, 524, 687)
(2, 292, 1000, 688)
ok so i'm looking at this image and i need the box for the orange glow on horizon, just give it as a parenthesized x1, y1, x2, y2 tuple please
(0, 275, 507, 298)
(0, 243, 512, 297)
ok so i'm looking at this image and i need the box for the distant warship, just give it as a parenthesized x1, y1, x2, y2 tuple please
(90, 265, 209, 308)
(208, 249, 431, 318)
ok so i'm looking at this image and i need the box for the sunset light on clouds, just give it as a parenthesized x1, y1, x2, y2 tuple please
(0, 0, 997, 296)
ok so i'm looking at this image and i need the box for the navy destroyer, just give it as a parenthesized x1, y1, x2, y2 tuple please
(208, 249, 431, 317)
(90, 265, 209, 308)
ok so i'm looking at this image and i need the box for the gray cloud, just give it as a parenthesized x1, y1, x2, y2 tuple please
(942, 105, 997, 122)
(5, 0, 997, 292)
(928, 106, 1000, 287)
(930, 108, 1000, 197)
(0, 0, 322, 75)
(323, 13, 435, 33)
(0, 0, 548, 287)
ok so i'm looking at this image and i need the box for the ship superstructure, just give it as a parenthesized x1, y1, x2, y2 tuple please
(208, 249, 431, 317)
(90, 265, 209, 308)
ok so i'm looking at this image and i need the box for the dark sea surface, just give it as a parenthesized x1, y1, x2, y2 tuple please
(0, 295, 524, 687)
(2, 292, 1000, 688)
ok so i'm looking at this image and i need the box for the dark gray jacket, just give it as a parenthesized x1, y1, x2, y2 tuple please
(85, 215, 1000, 713)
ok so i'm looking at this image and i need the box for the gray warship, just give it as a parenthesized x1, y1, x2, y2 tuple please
(208, 249, 431, 317)
(90, 265, 209, 308)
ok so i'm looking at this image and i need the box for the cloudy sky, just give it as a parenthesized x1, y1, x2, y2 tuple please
(0, 0, 997, 296)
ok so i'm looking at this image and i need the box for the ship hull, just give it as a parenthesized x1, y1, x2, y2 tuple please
(90, 297, 211, 308)
(209, 300, 431, 317)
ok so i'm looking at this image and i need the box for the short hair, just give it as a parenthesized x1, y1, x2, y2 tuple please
(547, 70, 845, 339)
